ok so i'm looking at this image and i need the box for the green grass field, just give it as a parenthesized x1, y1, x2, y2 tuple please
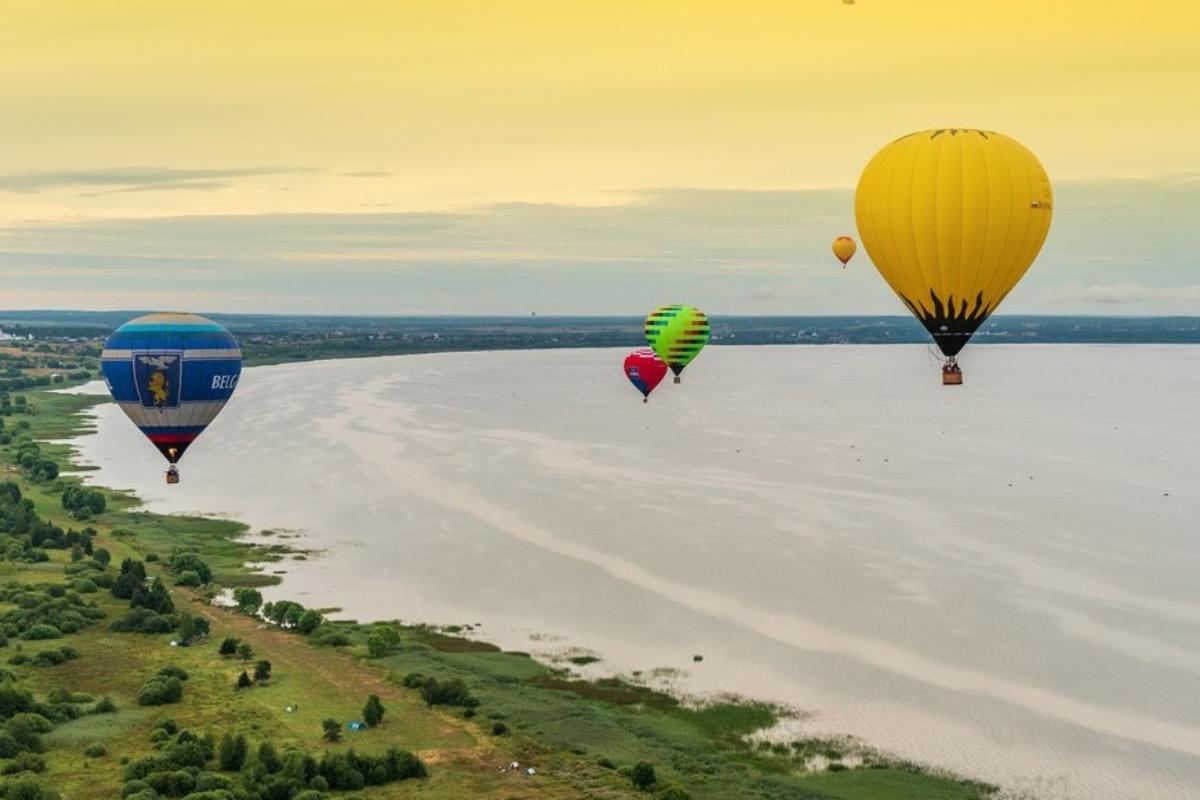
(0, 367, 1000, 800)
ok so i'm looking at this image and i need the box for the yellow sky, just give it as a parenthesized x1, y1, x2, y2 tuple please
(2, 0, 1198, 218)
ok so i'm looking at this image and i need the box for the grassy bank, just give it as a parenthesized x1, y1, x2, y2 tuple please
(0, 362, 1000, 798)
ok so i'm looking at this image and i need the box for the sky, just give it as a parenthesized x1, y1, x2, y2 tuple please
(1, 0, 1198, 315)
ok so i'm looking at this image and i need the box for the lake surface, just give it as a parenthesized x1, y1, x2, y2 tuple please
(72, 345, 1200, 800)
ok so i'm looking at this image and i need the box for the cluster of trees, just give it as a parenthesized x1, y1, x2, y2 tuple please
(60, 484, 105, 519)
(166, 549, 213, 588)
(109, 559, 182, 634)
(230, 590, 329, 639)
(2, 483, 102, 564)
(402, 675, 479, 710)
(11, 442, 55, 484)
(122, 721, 426, 799)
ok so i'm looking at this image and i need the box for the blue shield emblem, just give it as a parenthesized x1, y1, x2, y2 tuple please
(133, 352, 183, 409)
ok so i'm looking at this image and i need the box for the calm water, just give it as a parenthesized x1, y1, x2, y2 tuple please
(72, 346, 1200, 800)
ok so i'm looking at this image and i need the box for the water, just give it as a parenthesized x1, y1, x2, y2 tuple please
(71, 345, 1200, 799)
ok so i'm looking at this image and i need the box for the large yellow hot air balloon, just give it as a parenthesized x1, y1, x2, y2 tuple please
(854, 129, 1052, 383)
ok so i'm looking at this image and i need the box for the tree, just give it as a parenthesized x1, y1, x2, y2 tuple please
(256, 740, 281, 772)
(253, 660, 272, 683)
(322, 719, 341, 742)
(176, 613, 210, 644)
(111, 559, 146, 599)
(237, 642, 253, 662)
(131, 579, 174, 615)
(631, 761, 657, 791)
(232, 587, 263, 615)
(297, 609, 322, 634)
(92, 547, 111, 567)
(362, 695, 385, 727)
(219, 637, 239, 656)
(236, 671, 253, 689)
(218, 733, 247, 771)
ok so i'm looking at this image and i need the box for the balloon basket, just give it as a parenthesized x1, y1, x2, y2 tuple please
(942, 371, 963, 386)
(673, 376, 681, 384)
(166, 468, 180, 485)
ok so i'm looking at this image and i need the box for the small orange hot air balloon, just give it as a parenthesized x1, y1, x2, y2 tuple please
(832, 236, 857, 268)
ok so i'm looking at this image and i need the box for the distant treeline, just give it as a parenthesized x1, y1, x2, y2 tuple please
(2, 313, 1199, 360)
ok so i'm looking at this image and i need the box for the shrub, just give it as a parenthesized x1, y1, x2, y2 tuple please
(657, 788, 693, 800)
(157, 665, 189, 681)
(110, 608, 174, 634)
(1, 752, 47, 774)
(20, 625, 61, 641)
(84, 742, 107, 758)
(491, 721, 508, 736)
(174, 570, 202, 588)
(93, 696, 117, 714)
(137, 676, 183, 706)
(630, 761, 657, 791)
(0, 731, 21, 758)
(419, 677, 477, 708)
(218, 637, 238, 656)
(4, 713, 52, 753)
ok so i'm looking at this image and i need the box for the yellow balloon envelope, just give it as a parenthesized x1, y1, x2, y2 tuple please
(854, 129, 1052, 357)
(832, 236, 857, 267)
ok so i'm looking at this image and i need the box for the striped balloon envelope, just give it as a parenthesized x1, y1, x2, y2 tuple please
(100, 313, 242, 482)
(644, 304, 710, 383)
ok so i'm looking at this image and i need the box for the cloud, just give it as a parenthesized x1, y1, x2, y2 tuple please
(0, 166, 318, 195)
(342, 170, 393, 178)
(1042, 284, 1200, 305)
(0, 176, 1197, 315)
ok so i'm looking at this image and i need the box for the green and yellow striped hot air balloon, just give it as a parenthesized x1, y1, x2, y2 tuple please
(644, 304, 710, 384)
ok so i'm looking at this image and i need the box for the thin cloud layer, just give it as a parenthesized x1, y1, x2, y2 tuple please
(0, 166, 317, 195)
(0, 178, 1196, 315)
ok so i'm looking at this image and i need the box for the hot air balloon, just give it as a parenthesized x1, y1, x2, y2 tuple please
(100, 313, 242, 483)
(623, 348, 668, 402)
(832, 236, 857, 268)
(854, 129, 1052, 384)
(644, 305, 709, 384)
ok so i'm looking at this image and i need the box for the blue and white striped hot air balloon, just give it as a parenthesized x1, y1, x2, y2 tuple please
(100, 313, 242, 483)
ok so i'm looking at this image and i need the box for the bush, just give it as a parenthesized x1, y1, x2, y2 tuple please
(491, 721, 508, 736)
(93, 696, 117, 714)
(630, 761, 657, 791)
(419, 677, 477, 708)
(157, 665, 189, 681)
(597, 756, 617, 770)
(4, 713, 52, 753)
(401, 672, 425, 688)
(84, 742, 107, 758)
(110, 608, 174, 634)
(19, 625, 61, 641)
(657, 788, 693, 800)
(0, 731, 21, 758)
(174, 570, 202, 588)
(218, 637, 239, 656)
(1, 753, 47, 774)
(137, 676, 183, 706)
